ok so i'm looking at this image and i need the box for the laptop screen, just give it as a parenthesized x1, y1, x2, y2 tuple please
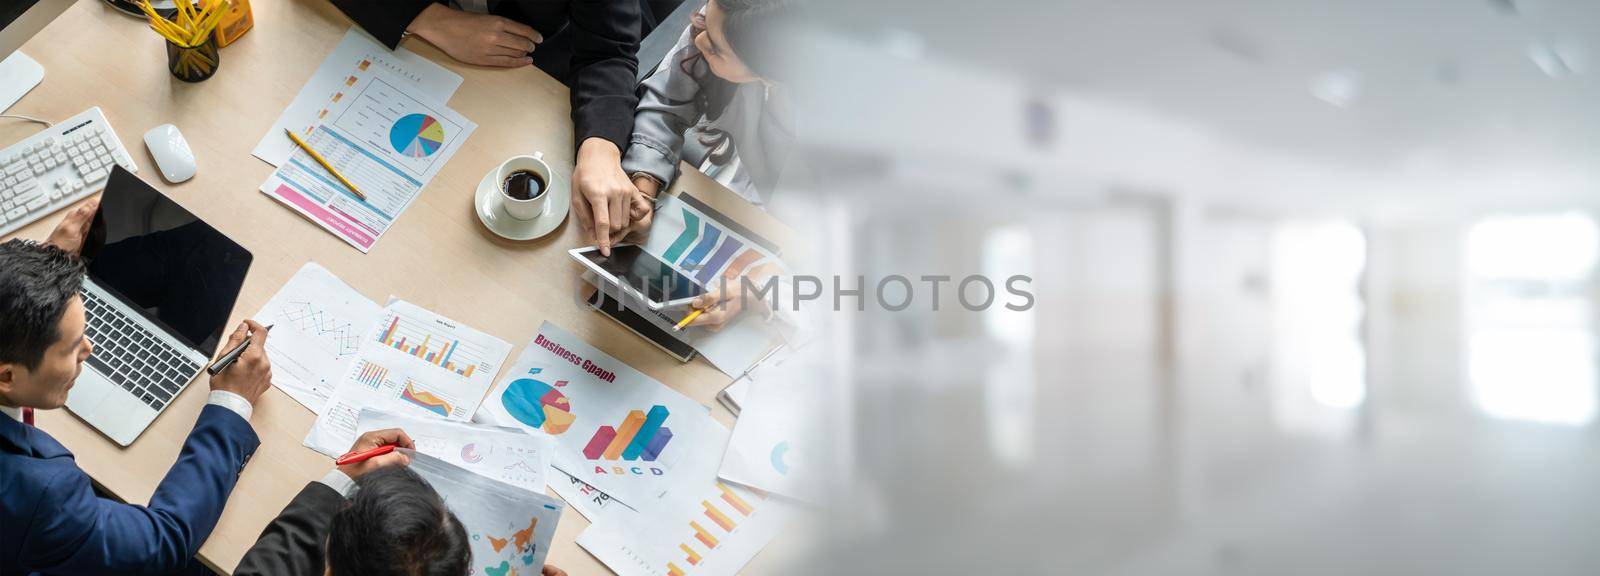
(80, 166, 252, 357)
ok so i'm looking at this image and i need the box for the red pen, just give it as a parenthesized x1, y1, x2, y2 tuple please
(335, 444, 397, 466)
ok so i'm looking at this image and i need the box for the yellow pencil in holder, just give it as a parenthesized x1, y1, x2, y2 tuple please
(166, 34, 219, 82)
(142, 0, 224, 82)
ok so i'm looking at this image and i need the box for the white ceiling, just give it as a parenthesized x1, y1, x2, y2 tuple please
(808, 0, 1600, 215)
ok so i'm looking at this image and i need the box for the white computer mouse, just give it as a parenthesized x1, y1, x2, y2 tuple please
(142, 124, 196, 183)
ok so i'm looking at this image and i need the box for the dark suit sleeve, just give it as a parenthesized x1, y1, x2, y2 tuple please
(569, 0, 644, 150)
(21, 404, 259, 575)
(328, 0, 442, 49)
(235, 482, 347, 576)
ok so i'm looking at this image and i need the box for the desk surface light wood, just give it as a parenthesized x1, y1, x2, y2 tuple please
(1, 1, 793, 573)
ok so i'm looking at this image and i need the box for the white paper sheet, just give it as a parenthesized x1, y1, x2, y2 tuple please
(717, 368, 821, 503)
(305, 300, 511, 457)
(252, 262, 383, 414)
(473, 322, 717, 508)
(404, 449, 564, 576)
(577, 423, 794, 576)
(253, 27, 462, 167)
(549, 468, 632, 523)
(260, 68, 476, 252)
(357, 408, 554, 493)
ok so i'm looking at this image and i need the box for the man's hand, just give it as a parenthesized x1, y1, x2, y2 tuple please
(408, 4, 541, 68)
(542, 565, 569, 576)
(208, 320, 273, 405)
(44, 198, 98, 254)
(571, 138, 635, 255)
(336, 428, 415, 480)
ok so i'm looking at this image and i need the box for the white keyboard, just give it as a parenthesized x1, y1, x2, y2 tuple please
(0, 107, 138, 237)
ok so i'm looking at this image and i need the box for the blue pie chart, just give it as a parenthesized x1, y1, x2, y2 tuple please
(389, 113, 445, 158)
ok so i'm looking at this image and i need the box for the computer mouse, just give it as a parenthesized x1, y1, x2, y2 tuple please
(142, 124, 196, 183)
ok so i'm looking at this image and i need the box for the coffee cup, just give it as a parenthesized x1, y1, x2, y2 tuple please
(495, 152, 555, 221)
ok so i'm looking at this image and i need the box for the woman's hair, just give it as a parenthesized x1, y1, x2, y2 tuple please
(671, 0, 798, 163)
(326, 467, 472, 576)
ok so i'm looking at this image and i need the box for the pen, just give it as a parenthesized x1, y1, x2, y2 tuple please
(205, 324, 273, 376)
(335, 444, 397, 466)
(284, 128, 366, 200)
(674, 308, 704, 331)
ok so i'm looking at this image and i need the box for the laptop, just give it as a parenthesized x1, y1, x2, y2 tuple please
(66, 165, 252, 446)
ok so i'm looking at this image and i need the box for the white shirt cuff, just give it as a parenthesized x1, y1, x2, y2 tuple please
(206, 390, 254, 422)
(317, 469, 358, 498)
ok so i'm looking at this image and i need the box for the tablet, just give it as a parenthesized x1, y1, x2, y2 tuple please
(569, 244, 706, 308)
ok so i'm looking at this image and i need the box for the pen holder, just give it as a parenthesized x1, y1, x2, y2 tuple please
(166, 35, 220, 82)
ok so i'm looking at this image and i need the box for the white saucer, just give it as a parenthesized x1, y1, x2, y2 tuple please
(474, 168, 569, 241)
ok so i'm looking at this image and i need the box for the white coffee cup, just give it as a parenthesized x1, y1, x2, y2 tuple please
(495, 152, 555, 221)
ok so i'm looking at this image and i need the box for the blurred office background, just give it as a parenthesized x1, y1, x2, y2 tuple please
(768, 0, 1600, 574)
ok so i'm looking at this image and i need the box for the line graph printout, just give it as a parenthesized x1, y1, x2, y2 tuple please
(253, 262, 383, 414)
(305, 300, 511, 458)
(357, 409, 554, 492)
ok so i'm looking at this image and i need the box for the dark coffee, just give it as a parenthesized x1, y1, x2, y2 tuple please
(502, 169, 545, 201)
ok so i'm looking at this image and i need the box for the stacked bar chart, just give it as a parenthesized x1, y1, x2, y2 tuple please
(582, 405, 673, 461)
(375, 312, 483, 378)
(354, 360, 389, 388)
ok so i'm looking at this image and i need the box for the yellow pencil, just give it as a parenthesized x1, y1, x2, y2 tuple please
(283, 129, 366, 200)
(674, 308, 704, 331)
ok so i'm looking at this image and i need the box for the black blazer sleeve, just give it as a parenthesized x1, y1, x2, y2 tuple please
(328, 0, 442, 49)
(234, 482, 347, 576)
(568, 0, 644, 150)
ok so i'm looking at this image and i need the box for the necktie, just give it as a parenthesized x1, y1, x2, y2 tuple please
(23, 407, 34, 426)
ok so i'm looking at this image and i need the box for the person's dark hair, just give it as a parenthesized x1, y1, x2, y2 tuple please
(0, 239, 86, 370)
(327, 467, 471, 576)
(667, 0, 799, 165)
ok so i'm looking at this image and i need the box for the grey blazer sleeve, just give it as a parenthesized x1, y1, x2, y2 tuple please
(621, 21, 705, 185)
(234, 482, 346, 576)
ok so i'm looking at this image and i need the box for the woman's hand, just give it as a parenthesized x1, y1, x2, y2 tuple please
(685, 263, 780, 331)
(621, 176, 660, 244)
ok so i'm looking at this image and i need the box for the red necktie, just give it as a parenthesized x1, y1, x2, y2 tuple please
(22, 407, 34, 426)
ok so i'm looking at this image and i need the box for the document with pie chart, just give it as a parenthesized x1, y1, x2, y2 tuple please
(260, 67, 476, 252)
(474, 322, 719, 510)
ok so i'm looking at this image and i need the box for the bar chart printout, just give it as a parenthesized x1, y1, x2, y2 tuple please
(375, 310, 492, 378)
(577, 476, 791, 576)
(303, 299, 512, 458)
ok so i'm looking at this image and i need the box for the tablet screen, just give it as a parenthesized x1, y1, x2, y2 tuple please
(580, 245, 705, 304)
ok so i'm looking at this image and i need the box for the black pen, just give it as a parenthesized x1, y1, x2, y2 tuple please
(206, 324, 273, 376)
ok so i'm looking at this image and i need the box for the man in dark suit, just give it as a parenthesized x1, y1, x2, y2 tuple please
(235, 429, 570, 576)
(328, 0, 681, 259)
(0, 201, 275, 575)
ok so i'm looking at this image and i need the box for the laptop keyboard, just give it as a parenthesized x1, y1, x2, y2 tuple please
(80, 290, 202, 410)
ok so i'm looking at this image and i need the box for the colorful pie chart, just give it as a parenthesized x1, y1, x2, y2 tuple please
(389, 113, 445, 158)
(501, 377, 575, 435)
